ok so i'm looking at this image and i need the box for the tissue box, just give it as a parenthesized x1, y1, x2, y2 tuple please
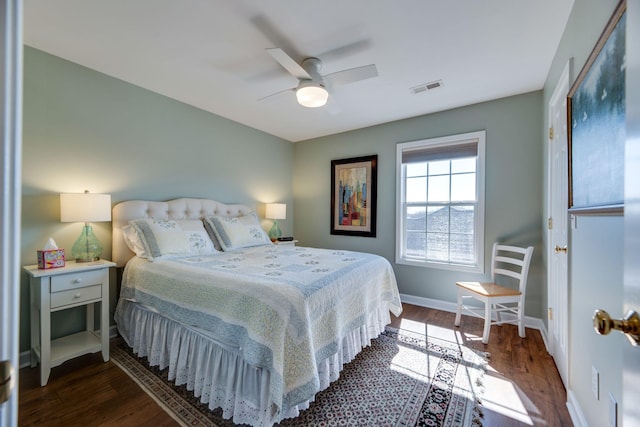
(37, 249, 65, 269)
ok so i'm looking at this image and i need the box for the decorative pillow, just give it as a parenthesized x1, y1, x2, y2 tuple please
(128, 219, 190, 260)
(202, 219, 223, 252)
(203, 212, 272, 251)
(122, 224, 147, 258)
(176, 219, 217, 255)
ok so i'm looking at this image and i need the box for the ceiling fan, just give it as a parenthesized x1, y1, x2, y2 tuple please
(262, 47, 378, 109)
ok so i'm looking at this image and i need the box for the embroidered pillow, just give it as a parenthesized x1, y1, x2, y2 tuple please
(176, 219, 217, 255)
(203, 212, 271, 251)
(128, 219, 190, 260)
(128, 218, 217, 260)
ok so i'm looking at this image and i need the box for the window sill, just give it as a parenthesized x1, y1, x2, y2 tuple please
(395, 257, 483, 274)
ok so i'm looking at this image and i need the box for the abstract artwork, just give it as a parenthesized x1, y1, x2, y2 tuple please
(331, 155, 377, 237)
(568, 0, 626, 214)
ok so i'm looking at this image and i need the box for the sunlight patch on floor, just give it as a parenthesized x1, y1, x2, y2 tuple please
(397, 318, 461, 344)
(481, 372, 535, 425)
(456, 329, 485, 344)
(397, 318, 427, 334)
(389, 342, 435, 380)
(396, 318, 539, 425)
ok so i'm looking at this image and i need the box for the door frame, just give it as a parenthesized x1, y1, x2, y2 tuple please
(0, 1, 23, 426)
(546, 58, 572, 387)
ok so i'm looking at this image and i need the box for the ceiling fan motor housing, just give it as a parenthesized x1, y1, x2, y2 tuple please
(301, 57, 323, 80)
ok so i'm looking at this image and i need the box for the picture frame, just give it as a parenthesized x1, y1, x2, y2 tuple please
(330, 155, 377, 237)
(567, 0, 626, 215)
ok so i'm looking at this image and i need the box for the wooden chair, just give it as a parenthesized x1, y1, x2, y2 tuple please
(455, 243, 534, 344)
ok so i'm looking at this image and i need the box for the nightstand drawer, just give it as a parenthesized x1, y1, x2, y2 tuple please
(51, 284, 102, 309)
(50, 269, 104, 293)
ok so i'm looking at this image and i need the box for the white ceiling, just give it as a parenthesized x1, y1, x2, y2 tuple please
(24, 0, 574, 143)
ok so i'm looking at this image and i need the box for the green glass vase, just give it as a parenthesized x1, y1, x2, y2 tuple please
(268, 220, 282, 242)
(71, 224, 103, 262)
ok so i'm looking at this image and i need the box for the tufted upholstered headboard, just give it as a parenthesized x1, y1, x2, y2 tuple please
(112, 198, 253, 267)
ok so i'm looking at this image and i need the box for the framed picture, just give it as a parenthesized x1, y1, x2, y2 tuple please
(567, 0, 626, 214)
(331, 155, 377, 237)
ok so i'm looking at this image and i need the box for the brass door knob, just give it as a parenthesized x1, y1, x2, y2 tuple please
(593, 309, 640, 347)
(554, 245, 568, 254)
(0, 360, 15, 404)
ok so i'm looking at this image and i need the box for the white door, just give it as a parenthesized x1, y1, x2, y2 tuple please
(623, 1, 640, 425)
(547, 59, 571, 387)
(0, 1, 23, 426)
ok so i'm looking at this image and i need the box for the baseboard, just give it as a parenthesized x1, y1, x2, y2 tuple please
(566, 389, 588, 427)
(19, 349, 30, 369)
(18, 325, 120, 369)
(399, 293, 548, 341)
(400, 293, 459, 314)
(538, 321, 550, 351)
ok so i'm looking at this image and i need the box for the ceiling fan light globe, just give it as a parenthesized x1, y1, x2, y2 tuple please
(296, 85, 328, 108)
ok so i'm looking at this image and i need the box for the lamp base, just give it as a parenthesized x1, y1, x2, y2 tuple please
(71, 224, 103, 263)
(268, 220, 282, 242)
(75, 256, 101, 263)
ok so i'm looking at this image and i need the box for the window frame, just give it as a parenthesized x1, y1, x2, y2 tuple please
(395, 130, 486, 273)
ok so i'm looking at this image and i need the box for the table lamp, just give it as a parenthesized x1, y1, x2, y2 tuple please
(60, 190, 111, 262)
(265, 203, 286, 242)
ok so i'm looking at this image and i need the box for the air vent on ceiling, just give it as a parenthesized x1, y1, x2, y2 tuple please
(410, 79, 443, 95)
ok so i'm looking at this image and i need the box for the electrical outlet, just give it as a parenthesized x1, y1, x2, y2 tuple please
(609, 393, 618, 427)
(592, 366, 599, 400)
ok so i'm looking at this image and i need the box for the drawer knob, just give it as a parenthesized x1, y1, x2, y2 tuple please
(74, 293, 82, 299)
(73, 279, 82, 284)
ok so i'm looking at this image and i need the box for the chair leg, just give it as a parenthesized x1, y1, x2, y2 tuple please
(482, 301, 492, 344)
(454, 289, 462, 327)
(518, 300, 526, 338)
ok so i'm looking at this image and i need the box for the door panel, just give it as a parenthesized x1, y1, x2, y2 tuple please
(0, 1, 23, 426)
(624, 1, 640, 425)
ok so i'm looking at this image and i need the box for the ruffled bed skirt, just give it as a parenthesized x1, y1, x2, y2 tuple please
(114, 298, 392, 426)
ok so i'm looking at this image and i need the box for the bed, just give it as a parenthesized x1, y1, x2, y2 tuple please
(112, 198, 402, 426)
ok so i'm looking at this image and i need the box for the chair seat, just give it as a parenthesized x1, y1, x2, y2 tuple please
(456, 281, 522, 297)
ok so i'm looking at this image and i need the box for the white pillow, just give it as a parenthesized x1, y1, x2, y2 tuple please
(128, 218, 217, 260)
(122, 224, 147, 257)
(203, 212, 271, 251)
(177, 219, 217, 255)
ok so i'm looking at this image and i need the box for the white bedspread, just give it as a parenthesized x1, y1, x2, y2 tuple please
(115, 245, 402, 421)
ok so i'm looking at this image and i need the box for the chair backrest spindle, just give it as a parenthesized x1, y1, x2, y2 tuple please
(490, 243, 534, 295)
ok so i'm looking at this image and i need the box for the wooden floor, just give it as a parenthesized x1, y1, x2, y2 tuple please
(19, 303, 572, 426)
(389, 304, 572, 426)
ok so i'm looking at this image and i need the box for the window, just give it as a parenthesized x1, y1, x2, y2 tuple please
(396, 131, 485, 272)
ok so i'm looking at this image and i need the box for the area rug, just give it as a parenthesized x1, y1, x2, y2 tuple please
(110, 327, 487, 426)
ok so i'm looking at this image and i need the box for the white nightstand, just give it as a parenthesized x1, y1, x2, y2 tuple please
(273, 239, 298, 246)
(24, 260, 115, 386)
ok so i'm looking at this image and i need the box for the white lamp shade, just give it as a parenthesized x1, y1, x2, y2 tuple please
(60, 192, 112, 222)
(265, 203, 286, 220)
(296, 84, 328, 108)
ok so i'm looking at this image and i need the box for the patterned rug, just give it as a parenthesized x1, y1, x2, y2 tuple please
(110, 327, 487, 426)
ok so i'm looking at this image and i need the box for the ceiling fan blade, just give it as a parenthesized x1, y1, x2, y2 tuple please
(324, 64, 378, 87)
(266, 48, 311, 80)
(318, 39, 372, 62)
(251, 15, 300, 59)
(257, 87, 295, 102)
(325, 95, 342, 115)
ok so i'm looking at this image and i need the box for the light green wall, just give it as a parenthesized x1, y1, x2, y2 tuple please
(20, 47, 293, 352)
(541, 0, 624, 425)
(293, 91, 545, 317)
